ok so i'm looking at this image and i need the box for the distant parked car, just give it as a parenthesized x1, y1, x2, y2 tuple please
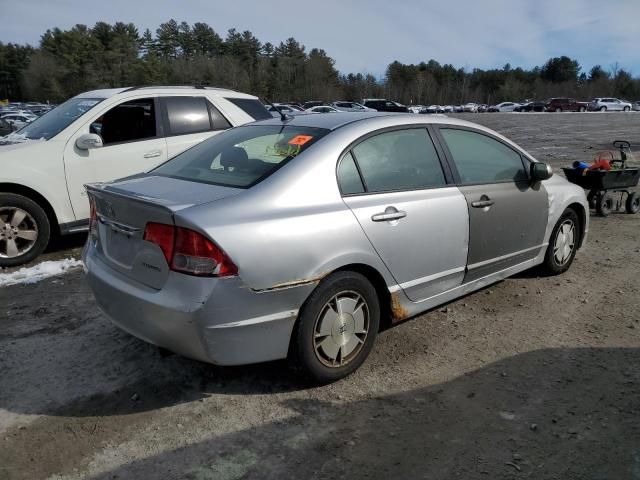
(424, 105, 445, 114)
(0, 113, 36, 129)
(463, 103, 478, 112)
(330, 101, 375, 112)
(442, 105, 455, 113)
(588, 98, 632, 112)
(306, 105, 342, 113)
(514, 101, 546, 112)
(545, 98, 588, 112)
(303, 101, 324, 110)
(0, 117, 14, 136)
(632, 101, 640, 112)
(408, 105, 425, 114)
(266, 104, 306, 116)
(362, 99, 409, 112)
(477, 104, 489, 113)
(488, 102, 520, 112)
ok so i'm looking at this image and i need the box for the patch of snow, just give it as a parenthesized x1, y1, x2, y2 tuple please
(0, 258, 83, 287)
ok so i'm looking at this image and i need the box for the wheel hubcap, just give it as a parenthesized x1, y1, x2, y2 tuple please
(0, 207, 38, 259)
(553, 220, 575, 265)
(313, 291, 369, 368)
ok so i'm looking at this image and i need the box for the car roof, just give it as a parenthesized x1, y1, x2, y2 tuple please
(75, 86, 257, 100)
(248, 111, 492, 132)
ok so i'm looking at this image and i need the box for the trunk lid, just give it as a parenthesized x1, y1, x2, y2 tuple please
(86, 175, 241, 289)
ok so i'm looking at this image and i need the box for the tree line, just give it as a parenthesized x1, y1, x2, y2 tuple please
(0, 19, 639, 105)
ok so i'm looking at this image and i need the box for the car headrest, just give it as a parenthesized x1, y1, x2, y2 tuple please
(220, 146, 249, 170)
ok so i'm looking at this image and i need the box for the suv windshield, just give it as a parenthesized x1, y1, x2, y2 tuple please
(153, 124, 329, 188)
(14, 97, 103, 140)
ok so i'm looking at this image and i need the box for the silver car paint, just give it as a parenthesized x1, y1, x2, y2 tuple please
(84, 112, 589, 366)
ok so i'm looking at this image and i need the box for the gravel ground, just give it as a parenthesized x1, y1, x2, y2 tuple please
(1, 112, 639, 480)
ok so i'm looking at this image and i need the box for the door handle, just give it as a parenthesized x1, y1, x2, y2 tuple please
(471, 195, 494, 208)
(371, 207, 407, 222)
(143, 150, 162, 159)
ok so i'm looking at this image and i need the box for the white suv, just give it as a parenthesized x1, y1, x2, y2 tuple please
(0, 86, 271, 266)
(588, 98, 632, 112)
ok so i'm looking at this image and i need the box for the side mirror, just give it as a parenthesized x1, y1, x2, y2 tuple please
(76, 133, 103, 150)
(531, 162, 553, 182)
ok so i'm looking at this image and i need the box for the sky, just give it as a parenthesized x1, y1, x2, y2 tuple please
(1, 0, 639, 77)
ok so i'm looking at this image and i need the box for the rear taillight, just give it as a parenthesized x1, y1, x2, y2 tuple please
(89, 196, 98, 237)
(143, 223, 237, 277)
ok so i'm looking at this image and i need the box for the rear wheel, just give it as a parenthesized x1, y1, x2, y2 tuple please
(600, 106, 607, 112)
(579, 106, 586, 112)
(555, 107, 562, 112)
(541, 209, 580, 275)
(596, 192, 614, 216)
(0, 193, 50, 268)
(626, 192, 640, 214)
(290, 271, 380, 384)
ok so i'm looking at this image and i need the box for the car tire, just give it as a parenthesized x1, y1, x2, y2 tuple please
(541, 208, 580, 275)
(596, 192, 614, 216)
(555, 107, 562, 112)
(289, 271, 380, 384)
(600, 106, 607, 112)
(579, 106, 586, 112)
(0, 193, 51, 268)
(626, 192, 640, 214)
(623, 106, 630, 112)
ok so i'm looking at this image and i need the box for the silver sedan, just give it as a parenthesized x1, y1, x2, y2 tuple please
(83, 112, 588, 383)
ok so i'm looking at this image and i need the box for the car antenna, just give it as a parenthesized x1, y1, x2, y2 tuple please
(264, 98, 291, 122)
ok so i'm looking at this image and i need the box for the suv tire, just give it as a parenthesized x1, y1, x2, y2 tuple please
(0, 193, 50, 268)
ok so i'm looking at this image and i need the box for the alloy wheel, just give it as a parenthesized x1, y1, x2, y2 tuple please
(313, 291, 369, 368)
(0, 207, 39, 258)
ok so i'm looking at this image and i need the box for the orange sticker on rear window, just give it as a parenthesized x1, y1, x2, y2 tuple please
(288, 135, 313, 146)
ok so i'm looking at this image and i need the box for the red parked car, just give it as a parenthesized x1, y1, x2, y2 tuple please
(545, 97, 588, 112)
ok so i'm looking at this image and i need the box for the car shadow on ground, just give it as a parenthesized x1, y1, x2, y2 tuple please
(78, 346, 638, 479)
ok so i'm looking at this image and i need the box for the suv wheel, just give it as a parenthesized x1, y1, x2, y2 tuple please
(623, 106, 630, 112)
(0, 193, 50, 268)
(555, 107, 562, 112)
(290, 271, 380, 384)
(600, 106, 607, 112)
(579, 106, 586, 112)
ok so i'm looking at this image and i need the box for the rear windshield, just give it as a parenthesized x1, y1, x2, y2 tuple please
(153, 125, 329, 188)
(224, 97, 272, 121)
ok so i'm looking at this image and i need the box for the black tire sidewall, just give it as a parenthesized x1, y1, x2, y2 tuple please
(627, 192, 640, 214)
(290, 271, 380, 384)
(596, 192, 612, 216)
(543, 209, 580, 275)
(0, 193, 50, 267)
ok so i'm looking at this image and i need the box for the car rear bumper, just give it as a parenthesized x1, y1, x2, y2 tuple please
(83, 247, 313, 366)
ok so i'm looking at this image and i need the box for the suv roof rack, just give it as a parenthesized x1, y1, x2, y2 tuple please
(121, 85, 213, 93)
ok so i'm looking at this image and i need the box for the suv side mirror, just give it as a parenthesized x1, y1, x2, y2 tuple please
(76, 133, 103, 150)
(531, 162, 553, 182)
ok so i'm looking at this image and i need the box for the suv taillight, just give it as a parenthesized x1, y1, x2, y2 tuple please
(143, 223, 237, 277)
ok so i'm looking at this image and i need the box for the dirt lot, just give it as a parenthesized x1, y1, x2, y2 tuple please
(1, 113, 639, 480)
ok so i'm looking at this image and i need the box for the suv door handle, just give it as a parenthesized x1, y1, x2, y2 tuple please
(143, 150, 163, 159)
(471, 195, 494, 208)
(371, 207, 407, 222)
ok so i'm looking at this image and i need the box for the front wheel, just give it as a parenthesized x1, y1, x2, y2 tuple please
(540, 209, 580, 275)
(626, 192, 640, 214)
(0, 193, 51, 268)
(623, 106, 630, 112)
(289, 271, 380, 384)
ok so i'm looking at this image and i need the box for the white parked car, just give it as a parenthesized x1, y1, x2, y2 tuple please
(0, 113, 36, 129)
(330, 101, 375, 112)
(0, 86, 270, 266)
(632, 101, 640, 112)
(588, 98, 632, 112)
(463, 103, 479, 112)
(306, 105, 342, 113)
(490, 102, 520, 112)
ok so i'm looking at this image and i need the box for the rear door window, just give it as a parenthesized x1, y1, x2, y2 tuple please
(350, 128, 446, 193)
(224, 97, 272, 121)
(153, 125, 328, 188)
(163, 96, 230, 136)
(92, 98, 157, 145)
(440, 128, 527, 184)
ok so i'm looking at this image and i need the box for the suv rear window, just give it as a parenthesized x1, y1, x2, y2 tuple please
(225, 97, 272, 121)
(153, 125, 329, 188)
